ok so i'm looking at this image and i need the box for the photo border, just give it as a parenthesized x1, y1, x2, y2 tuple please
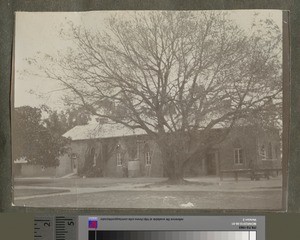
(0, 0, 297, 215)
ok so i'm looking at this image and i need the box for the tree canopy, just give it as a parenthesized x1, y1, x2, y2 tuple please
(12, 106, 70, 167)
(42, 105, 91, 134)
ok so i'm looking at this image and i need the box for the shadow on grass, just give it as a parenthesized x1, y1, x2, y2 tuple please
(14, 188, 70, 197)
(136, 179, 215, 188)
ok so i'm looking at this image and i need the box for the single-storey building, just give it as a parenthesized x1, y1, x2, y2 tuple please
(61, 121, 282, 178)
(13, 156, 75, 178)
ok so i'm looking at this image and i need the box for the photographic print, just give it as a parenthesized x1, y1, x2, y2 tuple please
(12, 10, 284, 209)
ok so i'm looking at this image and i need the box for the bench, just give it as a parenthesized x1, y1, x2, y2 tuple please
(219, 168, 282, 182)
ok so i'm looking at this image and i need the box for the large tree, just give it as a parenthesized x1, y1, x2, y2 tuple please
(34, 11, 282, 182)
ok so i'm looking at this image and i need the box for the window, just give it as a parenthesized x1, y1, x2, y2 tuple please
(268, 142, 273, 160)
(260, 145, 266, 160)
(234, 148, 243, 164)
(145, 152, 151, 165)
(275, 145, 281, 160)
(90, 147, 96, 167)
(117, 152, 122, 166)
(144, 143, 151, 166)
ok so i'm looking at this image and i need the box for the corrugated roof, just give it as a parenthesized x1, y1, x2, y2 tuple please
(63, 123, 147, 141)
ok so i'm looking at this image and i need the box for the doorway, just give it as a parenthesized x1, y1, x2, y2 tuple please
(71, 153, 78, 174)
(206, 151, 218, 175)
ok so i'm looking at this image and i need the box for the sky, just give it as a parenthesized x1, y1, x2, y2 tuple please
(14, 10, 283, 110)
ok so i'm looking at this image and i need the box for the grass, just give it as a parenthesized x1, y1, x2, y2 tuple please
(14, 177, 164, 188)
(14, 188, 69, 197)
(14, 189, 282, 209)
(139, 179, 215, 188)
(14, 176, 283, 209)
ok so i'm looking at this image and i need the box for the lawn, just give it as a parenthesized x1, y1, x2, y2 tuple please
(14, 177, 164, 188)
(14, 188, 69, 197)
(14, 176, 283, 209)
(14, 189, 282, 209)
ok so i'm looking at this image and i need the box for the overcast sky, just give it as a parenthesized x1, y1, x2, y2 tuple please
(14, 10, 282, 110)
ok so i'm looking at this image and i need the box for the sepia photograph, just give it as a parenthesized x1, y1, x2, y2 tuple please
(12, 10, 284, 209)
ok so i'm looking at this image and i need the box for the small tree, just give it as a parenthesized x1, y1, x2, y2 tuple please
(32, 11, 282, 182)
(12, 106, 69, 167)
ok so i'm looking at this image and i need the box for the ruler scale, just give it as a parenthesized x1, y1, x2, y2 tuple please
(34, 217, 54, 240)
(34, 216, 77, 240)
(55, 216, 77, 240)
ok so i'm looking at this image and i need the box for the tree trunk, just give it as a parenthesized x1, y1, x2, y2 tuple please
(160, 147, 186, 184)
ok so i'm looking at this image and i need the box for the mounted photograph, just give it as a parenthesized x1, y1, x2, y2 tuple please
(12, 10, 286, 210)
